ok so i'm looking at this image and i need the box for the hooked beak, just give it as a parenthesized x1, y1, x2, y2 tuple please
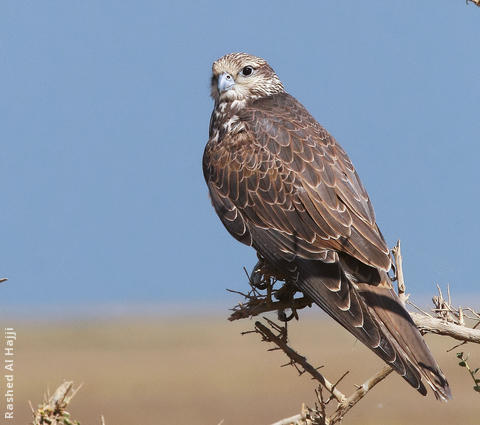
(218, 72, 235, 93)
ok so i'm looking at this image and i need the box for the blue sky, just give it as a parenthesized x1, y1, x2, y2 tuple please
(1, 1, 479, 313)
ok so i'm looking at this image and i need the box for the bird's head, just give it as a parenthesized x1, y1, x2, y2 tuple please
(211, 53, 285, 104)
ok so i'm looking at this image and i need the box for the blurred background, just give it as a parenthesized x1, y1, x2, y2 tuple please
(1, 1, 479, 424)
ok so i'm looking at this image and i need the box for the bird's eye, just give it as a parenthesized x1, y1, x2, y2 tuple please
(241, 66, 253, 76)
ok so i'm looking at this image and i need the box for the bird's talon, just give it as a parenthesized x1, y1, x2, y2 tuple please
(278, 309, 296, 322)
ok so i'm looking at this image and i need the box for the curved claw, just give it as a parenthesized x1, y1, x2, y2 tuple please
(278, 308, 297, 322)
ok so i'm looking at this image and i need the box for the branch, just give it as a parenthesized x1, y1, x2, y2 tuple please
(411, 313, 480, 343)
(392, 240, 407, 305)
(270, 413, 303, 425)
(254, 318, 393, 425)
(231, 294, 480, 343)
(327, 365, 393, 424)
(254, 319, 346, 404)
(230, 243, 480, 344)
(229, 296, 312, 321)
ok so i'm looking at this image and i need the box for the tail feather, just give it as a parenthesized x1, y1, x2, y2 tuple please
(357, 280, 451, 400)
(295, 258, 451, 400)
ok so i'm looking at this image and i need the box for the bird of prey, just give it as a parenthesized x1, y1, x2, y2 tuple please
(203, 52, 451, 400)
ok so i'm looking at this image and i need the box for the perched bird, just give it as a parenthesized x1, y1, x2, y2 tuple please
(203, 52, 451, 400)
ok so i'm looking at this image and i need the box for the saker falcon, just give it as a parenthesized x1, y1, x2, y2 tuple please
(202, 52, 451, 400)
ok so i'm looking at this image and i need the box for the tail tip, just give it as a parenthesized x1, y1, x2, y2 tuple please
(430, 378, 452, 401)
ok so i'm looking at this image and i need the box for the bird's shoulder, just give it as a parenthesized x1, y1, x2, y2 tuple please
(205, 92, 331, 168)
(240, 92, 330, 141)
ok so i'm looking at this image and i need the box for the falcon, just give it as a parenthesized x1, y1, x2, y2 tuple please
(203, 52, 451, 400)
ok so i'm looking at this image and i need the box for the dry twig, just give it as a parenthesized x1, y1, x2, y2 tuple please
(252, 319, 393, 424)
(254, 319, 346, 405)
(392, 240, 407, 305)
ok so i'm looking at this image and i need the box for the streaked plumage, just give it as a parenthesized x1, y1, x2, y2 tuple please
(203, 52, 451, 400)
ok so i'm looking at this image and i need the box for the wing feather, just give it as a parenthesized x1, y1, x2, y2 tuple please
(204, 93, 390, 270)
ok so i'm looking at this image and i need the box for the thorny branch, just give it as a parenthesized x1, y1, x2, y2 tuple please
(251, 319, 393, 424)
(228, 240, 480, 425)
(253, 319, 347, 404)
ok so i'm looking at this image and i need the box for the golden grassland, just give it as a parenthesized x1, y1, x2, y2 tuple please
(10, 312, 480, 425)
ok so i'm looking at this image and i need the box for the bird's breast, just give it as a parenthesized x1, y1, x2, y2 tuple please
(210, 102, 248, 145)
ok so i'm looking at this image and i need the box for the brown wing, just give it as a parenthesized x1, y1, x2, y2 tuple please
(204, 92, 390, 270)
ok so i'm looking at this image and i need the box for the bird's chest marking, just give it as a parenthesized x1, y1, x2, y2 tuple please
(211, 101, 247, 143)
(222, 115, 244, 133)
